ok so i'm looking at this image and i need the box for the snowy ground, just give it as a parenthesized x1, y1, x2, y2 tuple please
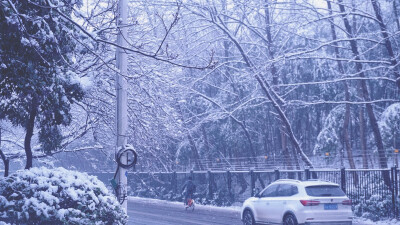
(353, 218, 400, 225)
(128, 197, 241, 225)
(127, 197, 398, 225)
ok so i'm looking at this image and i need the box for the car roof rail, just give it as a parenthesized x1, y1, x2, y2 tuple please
(303, 179, 335, 183)
(275, 179, 301, 183)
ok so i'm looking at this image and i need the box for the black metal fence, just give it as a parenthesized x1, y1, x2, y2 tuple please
(91, 167, 400, 219)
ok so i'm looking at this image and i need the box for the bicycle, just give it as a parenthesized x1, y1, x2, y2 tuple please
(185, 197, 195, 211)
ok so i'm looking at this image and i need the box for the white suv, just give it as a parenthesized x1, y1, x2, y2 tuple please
(241, 179, 353, 225)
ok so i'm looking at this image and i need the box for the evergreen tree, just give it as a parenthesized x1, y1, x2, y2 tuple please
(0, 0, 84, 168)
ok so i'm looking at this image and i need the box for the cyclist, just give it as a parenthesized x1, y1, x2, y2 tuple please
(182, 176, 196, 206)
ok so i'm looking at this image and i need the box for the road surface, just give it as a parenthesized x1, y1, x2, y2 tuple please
(127, 197, 386, 225)
(128, 197, 241, 225)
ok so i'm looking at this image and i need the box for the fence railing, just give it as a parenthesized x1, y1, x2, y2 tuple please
(134, 152, 400, 172)
(91, 167, 400, 219)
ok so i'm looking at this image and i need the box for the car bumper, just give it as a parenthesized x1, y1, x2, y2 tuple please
(297, 209, 353, 224)
(304, 222, 352, 225)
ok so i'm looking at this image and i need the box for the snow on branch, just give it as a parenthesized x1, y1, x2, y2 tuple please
(287, 99, 399, 106)
(276, 77, 397, 87)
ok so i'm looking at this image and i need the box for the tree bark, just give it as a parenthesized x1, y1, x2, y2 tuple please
(393, 0, 400, 31)
(24, 95, 38, 169)
(201, 125, 212, 168)
(326, 0, 356, 169)
(208, 3, 314, 167)
(0, 150, 8, 177)
(359, 106, 368, 168)
(264, 0, 295, 169)
(337, 0, 388, 171)
(371, 0, 400, 89)
(187, 133, 203, 170)
(281, 128, 292, 169)
(351, 0, 368, 169)
(176, 103, 203, 170)
(0, 125, 9, 177)
(343, 86, 356, 169)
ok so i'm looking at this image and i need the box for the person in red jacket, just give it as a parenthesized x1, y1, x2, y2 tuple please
(182, 176, 196, 206)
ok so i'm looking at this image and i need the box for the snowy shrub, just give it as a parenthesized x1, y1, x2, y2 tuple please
(354, 194, 393, 221)
(163, 191, 182, 202)
(0, 167, 127, 225)
(379, 103, 400, 150)
(205, 189, 234, 206)
(313, 105, 352, 167)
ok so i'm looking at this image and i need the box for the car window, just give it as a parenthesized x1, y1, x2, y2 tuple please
(260, 184, 279, 197)
(305, 185, 345, 197)
(291, 185, 299, 195)
(277, 184, 298, 197)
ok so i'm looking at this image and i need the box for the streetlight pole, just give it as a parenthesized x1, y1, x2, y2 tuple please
(116, 0, 128, 212)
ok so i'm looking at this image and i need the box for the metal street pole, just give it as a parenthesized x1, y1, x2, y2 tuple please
(116, 0, 128, 212)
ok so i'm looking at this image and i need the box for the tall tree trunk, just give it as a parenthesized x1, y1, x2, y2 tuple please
(201, 125, 212, 169)
(239, 121, 256, 159)
(24, 96, 37, 169)
(264, 0, 295, 169)
(343, 85, 356, 169)
(326, 0, 356, 169)
(393, 0, 400, 31)
(211, 3, 313, 168)
(352, 0, 368, 168)
(225, 0, 264, 178)
(371, 0, 400, 89)
(0, 125, 9, 177)
(0, 151, 9, 177)
(354, 3, 368, 169)
(222, 0, 258, 166)
(359, 106, 368, 168)
(176, 103, 203, 170)
(187, 133, 203, 170)
(337, 0, 389, 172)
(280, 127, 292, 169)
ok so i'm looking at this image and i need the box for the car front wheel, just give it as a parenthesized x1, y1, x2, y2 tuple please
(283, 214, 298, 225)
(243, 210, 255, 225)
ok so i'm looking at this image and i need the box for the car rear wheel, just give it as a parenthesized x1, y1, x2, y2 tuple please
(283, 214, 298, 225)
(243, 210, 255, 225)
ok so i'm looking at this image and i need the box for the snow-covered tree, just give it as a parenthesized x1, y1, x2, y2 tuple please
(379, 103, 400, 150)
(0, 0, 85, 169)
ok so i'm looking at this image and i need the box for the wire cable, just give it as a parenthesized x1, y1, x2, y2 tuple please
(112, 144, 138, 204)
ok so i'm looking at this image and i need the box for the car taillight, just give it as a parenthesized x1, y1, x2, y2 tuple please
(342, 199, 352, 205)
(300, 200, 320, 206)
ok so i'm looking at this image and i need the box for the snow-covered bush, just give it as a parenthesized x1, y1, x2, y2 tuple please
(0, 167, 127, 225)
(379, 103, 400, 150)
(193, 189, 234, 206)
(313, 105, 347, 165)
(354, 194, 393, 221)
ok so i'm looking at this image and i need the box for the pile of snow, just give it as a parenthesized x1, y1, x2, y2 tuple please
(129, 196, 242, 212)
(0, 167, 127, 225)
(354, 218, 399, 225)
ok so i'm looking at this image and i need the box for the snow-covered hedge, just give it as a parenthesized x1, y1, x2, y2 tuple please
(0, 167, 127, 225)
(354, 194, 394, 221)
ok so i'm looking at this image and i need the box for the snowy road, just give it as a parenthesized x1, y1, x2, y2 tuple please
(127, 197, 393, 225)
(127, 197, 241, 225)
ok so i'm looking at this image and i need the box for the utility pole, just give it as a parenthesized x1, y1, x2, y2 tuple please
(116, 0, 128, 212)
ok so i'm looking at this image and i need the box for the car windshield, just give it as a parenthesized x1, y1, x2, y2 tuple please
(305, 185, 346, 197)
